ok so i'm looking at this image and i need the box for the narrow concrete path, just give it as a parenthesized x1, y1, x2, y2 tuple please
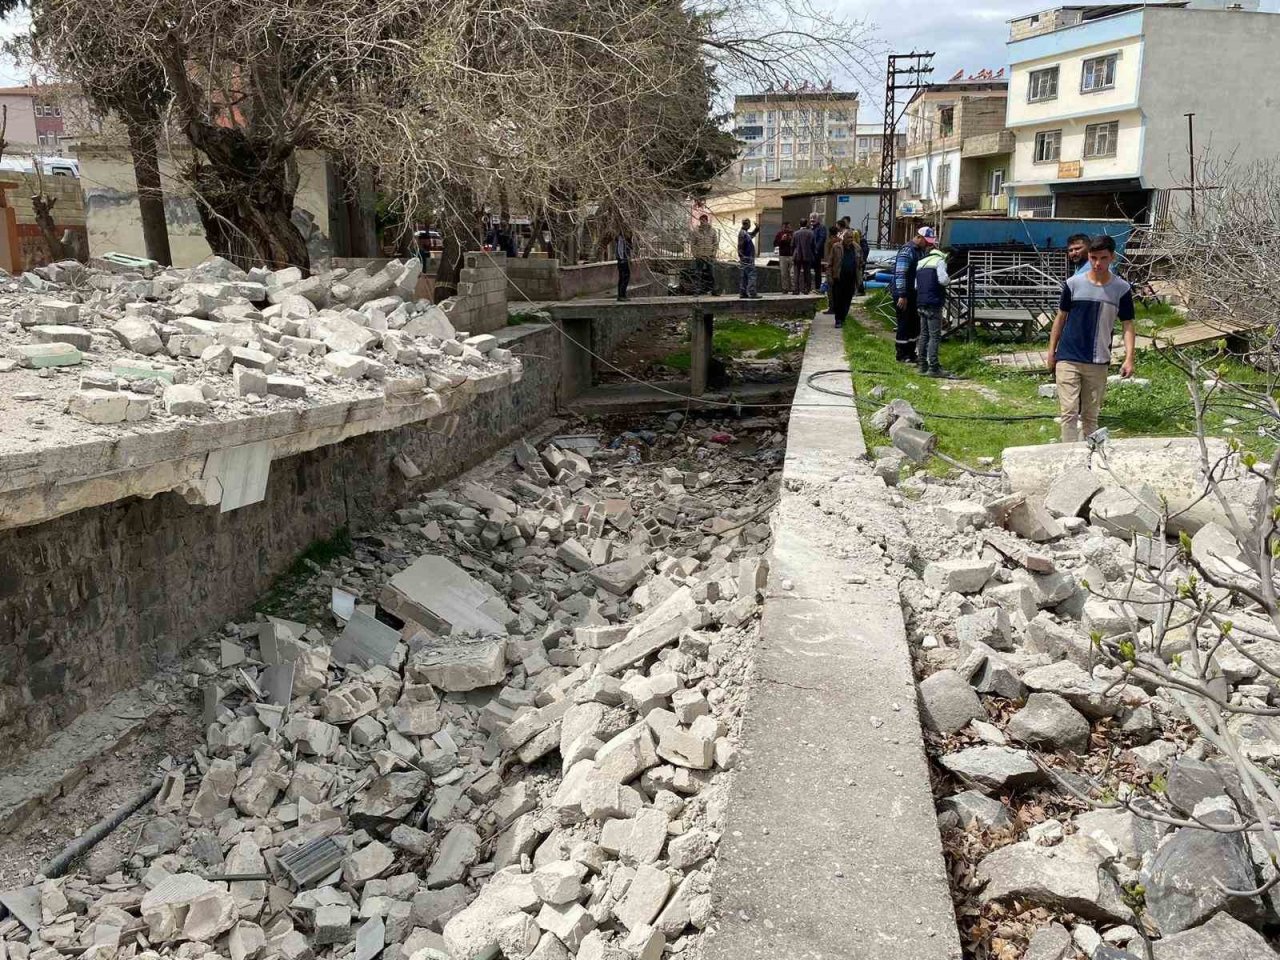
(704, 319, 962, 960)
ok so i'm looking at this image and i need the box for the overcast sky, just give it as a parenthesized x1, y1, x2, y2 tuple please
(833, 0, 1280, 120)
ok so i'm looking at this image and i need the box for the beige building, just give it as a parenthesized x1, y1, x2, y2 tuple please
(75, 143, 345, 267)
(0, 83, 93, 153)
(1005, 1, 1277, 221)
(732, 86, 859, 185)
(699, 185, 790, 254)
(854, 124, 906, 167)
(896, 77, 1010, 215)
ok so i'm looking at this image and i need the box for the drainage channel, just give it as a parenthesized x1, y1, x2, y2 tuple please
(0, 407, 788, 960)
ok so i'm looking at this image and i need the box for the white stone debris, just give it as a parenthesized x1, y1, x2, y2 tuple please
(892, 448, 1280, 954)
(0, 254, 521, 429)
(4, 414, 780, 960)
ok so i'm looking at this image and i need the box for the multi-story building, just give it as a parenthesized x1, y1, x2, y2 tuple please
(853, 124, 906, 167)
(0, 83, 85, 152)
(895, 75, 1010, 215)
(732, 85, 859, 184)
(1004, 0, 1278, 220)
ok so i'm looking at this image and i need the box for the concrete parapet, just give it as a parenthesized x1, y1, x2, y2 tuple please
(703, 321, 963, 960)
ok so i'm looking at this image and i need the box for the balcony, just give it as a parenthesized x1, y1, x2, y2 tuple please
(962, 130, 1016, 159)
(903, 133, 963, 159)
(978, 194, 1009, 212)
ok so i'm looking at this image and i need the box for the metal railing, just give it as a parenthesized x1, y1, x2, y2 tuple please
(943, 251, 1068, 341)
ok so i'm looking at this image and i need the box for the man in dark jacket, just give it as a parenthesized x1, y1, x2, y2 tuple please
(615, 228, 633, 301)
(810, 214, 829, 288)
(737, 218, 760, 299)
(792, 221, 816, 294)
(773, 221, 795, 295)
(893, 227, 934, 363)
(857, 231, 870, 294)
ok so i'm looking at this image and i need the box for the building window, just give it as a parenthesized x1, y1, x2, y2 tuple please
(781, 143, 793, 157)
(939, 106, 955, 138)
(1083, 121, 1119, 158)
(1081, 54, 1118, 93)
(1028, 66, 1059, 103)
(33, 104, 43, 117)
(991, 168, 1005, 196)
(936, 162, 952, 197)
(1019, 195, 1055, 218)
(741, 111, 760, 124)
(765, 161, 777, 179)
(52, 106, 61, 118)
(1034, 129, 1062, 163)
(910, 168, 923, 197)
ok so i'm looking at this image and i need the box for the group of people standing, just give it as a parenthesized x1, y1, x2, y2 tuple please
(772, 214, 870, 328)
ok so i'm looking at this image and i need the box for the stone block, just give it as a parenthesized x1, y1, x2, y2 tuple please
(922, 559, 996, 594)
(11, 342, 81, 367)
(32, 324, 93, 350)
(68, 389, 128, 425)
(918, 669, 986, 734)
(1044, 468, 1104, 519)
(163, 384, 210, 416)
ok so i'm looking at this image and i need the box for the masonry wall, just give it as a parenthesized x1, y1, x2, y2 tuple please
(7, 173, 88, 268)
(0, 325, 560, 762)
(445, 251, 510, 334)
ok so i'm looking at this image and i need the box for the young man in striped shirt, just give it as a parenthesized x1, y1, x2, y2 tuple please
(1047, 234, 1136, 443)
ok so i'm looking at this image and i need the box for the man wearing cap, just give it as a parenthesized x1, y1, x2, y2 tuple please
(893, 227, 935, 363)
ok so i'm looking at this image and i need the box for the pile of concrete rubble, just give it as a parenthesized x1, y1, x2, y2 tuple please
(0, 256, 517, 428)
(873, 406, 1280, 957)
(0, 416, 782, 960)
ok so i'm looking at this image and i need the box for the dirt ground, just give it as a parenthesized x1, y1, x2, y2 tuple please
(0, 700, 202, 888)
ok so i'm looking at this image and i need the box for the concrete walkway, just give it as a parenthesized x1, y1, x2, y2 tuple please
(704, 319, 962, 960)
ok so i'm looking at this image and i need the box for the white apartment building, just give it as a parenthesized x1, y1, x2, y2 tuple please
(853, 125, 906, 166)
(1005, 0, 1280, 220)
(732, 88, 859, 184)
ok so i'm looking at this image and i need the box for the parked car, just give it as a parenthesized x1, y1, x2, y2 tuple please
(0, 155, 80, 178)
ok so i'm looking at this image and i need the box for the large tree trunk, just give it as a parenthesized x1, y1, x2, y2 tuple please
(31, 193, 66, 263)
(188, 154, 309, 272)
(125, 118, 172, 266)
(434, 181, 481, 302)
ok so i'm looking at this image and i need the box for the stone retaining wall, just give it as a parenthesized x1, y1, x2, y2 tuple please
(445, 252, 510, 334)
(0, 324, 560, 762)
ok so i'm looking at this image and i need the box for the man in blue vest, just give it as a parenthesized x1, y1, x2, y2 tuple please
(915, 245, 953, 378)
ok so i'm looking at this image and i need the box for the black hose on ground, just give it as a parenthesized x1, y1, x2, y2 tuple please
(40, 776, 164, 879)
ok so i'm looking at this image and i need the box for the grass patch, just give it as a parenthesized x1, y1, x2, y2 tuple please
(663, 319, 807, 370)
(844, 306, 1272, 470)
(1134, 300, 1185, 337)
(256, 527, 353, 616)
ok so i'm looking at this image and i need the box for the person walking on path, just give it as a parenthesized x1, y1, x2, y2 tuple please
(690, 214, 718, 295)
(615, 228, 633, 301)
(826, 230, 861, 329)
(915, 245, 953, 378)
(1047, 234, 1136, 442)
(773, 221, 795, 295)
(792, 220, 817, 294)
(893, 226, 934, 363)
(737, 218, 760, 299)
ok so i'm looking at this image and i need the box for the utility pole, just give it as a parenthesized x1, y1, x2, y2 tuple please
(877, 51, 934, 248)
(1184, 112, 1197, 219)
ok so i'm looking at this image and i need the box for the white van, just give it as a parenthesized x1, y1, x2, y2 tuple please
(0, 155, 80, 178)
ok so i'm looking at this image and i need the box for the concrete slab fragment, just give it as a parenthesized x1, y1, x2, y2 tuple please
(202, 441, 272, 513)
(382, 555, 509, 635)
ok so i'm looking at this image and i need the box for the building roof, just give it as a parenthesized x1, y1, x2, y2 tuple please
(1007, 2, 1187, 24)
(735, 89, 858, 106)
(0, 83, 76, 98)
(781, 186, 882, 200)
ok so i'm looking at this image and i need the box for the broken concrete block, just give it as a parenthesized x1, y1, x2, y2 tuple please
(11, 341, 82, 367)
(532, 861, 583, 905)
(32, 323, 93, 351)
(918, 669, 986, 734)
(407, 638, 506, 692)
(68, 389, 128, 424)
(141, 874, 238, 943)
(1005, 499, 1065, 543)
(344, 840, 395, 888)
(535, 903, 596, 952)
(234, 365, 268, 397)
(616, 864, 673, 932)
(1091, 485, 1161, 540)
(1044, 468, 1104, 519)
(324, 351, 368, 379)
(427, 824, 481, 889)
(955, 607, 1013, 652)
(922, 559, 996, 594)
(935, 501, 988, 533)
(597, 588, 700, 675)
(588, 556, 650, 595)
(383, 555, 510, 636)
(163, 383, 210, 416)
